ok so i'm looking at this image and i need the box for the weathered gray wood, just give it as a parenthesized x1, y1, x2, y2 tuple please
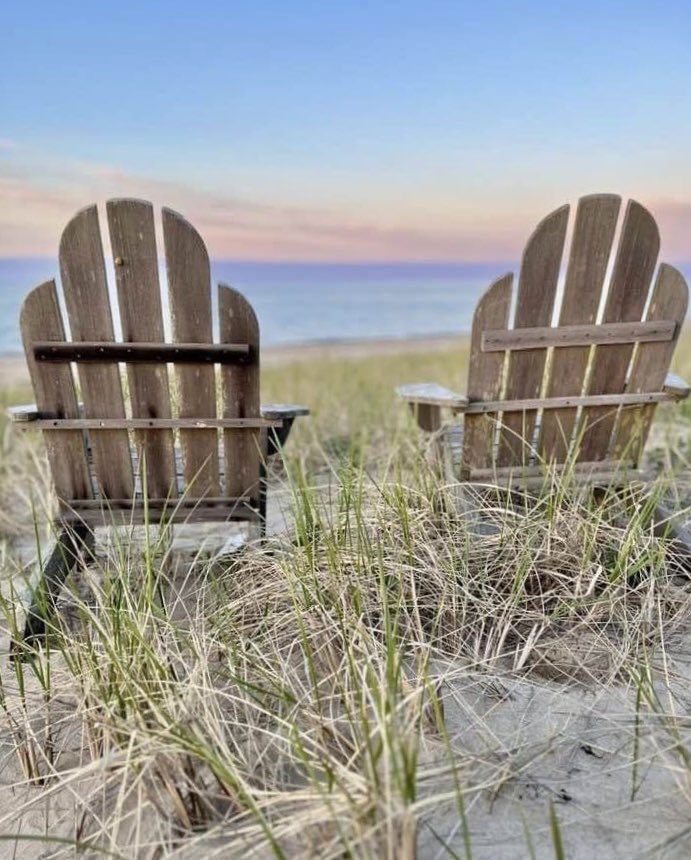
(61, 501, 259, 527)
(467, 459, 635, 481)
(481, 318, 673, 352)
(219, 284, 261, 501)
(23, 417, 277, 430)
(462, 273, 513, 470)
(467, 469, 645, 490)
(464, 390, 674, 414)
(19, 282, 92, 501)
(6, 403, 40, 422)
(663, 372, 691, 399)
(64, 496, 251, 510)
(579, 200, 660, 460)
(411, 403, 443, 432)
(498, 205, 569, 465)
(539, 195, 621, 461)
(107, 199, 177, 500)
(162, 208, 219, 497)
(59, 206, 134, 499)
(611, 264, 688, 459)
(34, 341, 250, 363)
(260, 403, 311, 419)
(396, 383, 469, 408)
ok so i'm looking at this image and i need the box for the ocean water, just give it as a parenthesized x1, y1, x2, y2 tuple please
(4, 258, 689, 355)
(0, 259, 508, 353)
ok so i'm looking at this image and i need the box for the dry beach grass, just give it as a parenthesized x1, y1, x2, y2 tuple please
(1, 334, 691, 857)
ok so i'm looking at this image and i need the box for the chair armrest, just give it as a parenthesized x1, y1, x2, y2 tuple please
(396, 384, 468, 432)
(5, 403, 41, 423)
(395, 383, 469, 411)
(261, 403, 309, 455)
(260, 403, 310, 420)
(663, 373, 691, 401)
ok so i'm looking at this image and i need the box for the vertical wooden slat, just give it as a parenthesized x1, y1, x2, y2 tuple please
(610, 264, 688, 461)
(107, 199, 177, 499)
(539, 194, 621, 461)
(20, 281, 92, 504)
(59, 206, 134, 499)
(578, 201, 660, 461)
(162, 208, 219, 497)
(497, 204, 569, 466)
(462, 274, 513, 471)
(219, 284, 261, 500)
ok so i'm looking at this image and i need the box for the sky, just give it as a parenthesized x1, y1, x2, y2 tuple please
(2, 0, 691, 262)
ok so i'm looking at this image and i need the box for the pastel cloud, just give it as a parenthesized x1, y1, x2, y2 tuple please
(0, 158, 526, 261)
(1, 157, 690, 263)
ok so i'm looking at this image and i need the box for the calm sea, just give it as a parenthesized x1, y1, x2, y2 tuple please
(0, 259, 508, 353)
(3, 258, 690, 354)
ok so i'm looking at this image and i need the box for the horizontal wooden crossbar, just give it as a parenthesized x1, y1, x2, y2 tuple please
(62, 496, 251, 510)
(460, 391, 674, 414)
(33, 341, 251, 364)
(481, 320, 677, 352)
(58, 497, 259, 526)
(466, 459, 636, 481)
(467, 470, 646, 490)
(23, 417, 279, 431)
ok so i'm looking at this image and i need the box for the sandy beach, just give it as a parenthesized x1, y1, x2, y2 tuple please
(1, 332, 691, 859)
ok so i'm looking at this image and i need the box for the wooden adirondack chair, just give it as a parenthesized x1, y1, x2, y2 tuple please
(8, 199, 308, 648)
(398, 194, 691, 541)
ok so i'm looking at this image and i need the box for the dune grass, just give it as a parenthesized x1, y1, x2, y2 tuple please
(0, 339, 691, 857)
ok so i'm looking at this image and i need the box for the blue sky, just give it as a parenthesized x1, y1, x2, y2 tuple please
(2, 0, 691, 260)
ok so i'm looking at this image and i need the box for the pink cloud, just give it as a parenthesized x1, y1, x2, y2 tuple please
(3, 156, 688, 263)
(0, 158, 528, 260)
(646, 199, 691, 262)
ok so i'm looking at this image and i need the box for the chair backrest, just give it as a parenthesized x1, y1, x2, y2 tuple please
(462, 194, 688, 479)
(20, 199, 267, 525)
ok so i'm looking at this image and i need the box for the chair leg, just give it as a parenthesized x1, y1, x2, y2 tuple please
(14, 522, 95, 654)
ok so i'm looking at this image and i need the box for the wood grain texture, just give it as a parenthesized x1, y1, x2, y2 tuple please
(219, 284, 261, 501)
(664, 372, 691, 399)
(579, 200, 660, 461)
(396, 383, 469, 408)
(465, 391, 675, 413)
(59, 206, 134, 499)
(462, 273, 513, 470)
(33, 341, 249, 363)
(482, 318, 673, 352)
(61, 500, 259, 527)
(538, 194, 621, 461)
(611, 264, 688, 460)
(19, 281, 92, 503)
(498, 205, 569, 465)
(30, 417, 275, 430)
(468, 458, 635, 481)
(107, 199, 177, 499)
(162, 207, 219, 496)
